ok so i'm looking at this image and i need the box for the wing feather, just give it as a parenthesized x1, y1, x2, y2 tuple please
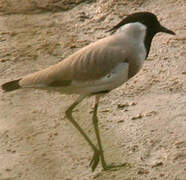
(19, 34, 129, 88)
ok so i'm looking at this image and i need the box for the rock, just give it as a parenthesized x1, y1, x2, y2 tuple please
(137, 168, 149, 174)
(117, 120, 124, 123)
(117, 103, 129, 109)
(117, 101, 137, 109)
(151, 161, 163, 168)
(131, 113, 143, 120)
(144, 111, 157, 117)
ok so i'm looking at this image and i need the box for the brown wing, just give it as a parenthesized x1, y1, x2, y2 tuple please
(19, 35, 128, 88)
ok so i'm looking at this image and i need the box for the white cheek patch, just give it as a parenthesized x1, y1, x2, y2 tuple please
(118, 22, 147, 61)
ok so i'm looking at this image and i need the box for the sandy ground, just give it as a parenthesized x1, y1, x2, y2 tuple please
(0, 0, 186, 179)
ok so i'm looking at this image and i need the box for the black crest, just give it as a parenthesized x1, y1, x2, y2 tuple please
(108, 12, 160, 34)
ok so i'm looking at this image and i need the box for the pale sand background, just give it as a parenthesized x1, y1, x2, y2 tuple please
(0, 0, 185, 179)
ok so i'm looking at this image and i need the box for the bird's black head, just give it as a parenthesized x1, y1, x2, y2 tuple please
(109, 12, 175, 58)
(109, 12, 175, 35)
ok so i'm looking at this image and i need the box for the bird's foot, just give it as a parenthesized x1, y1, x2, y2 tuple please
(89, 150, 100, 172)
(89, 150, 127, 172)
(102, 162, 127, 171)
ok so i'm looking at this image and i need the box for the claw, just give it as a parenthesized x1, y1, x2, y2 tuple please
(89, 150, 100, 172)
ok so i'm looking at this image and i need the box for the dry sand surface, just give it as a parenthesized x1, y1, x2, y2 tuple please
(0, 0, 186, 179)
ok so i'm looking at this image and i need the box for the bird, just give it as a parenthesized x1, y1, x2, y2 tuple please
(1, 12, 175, 172)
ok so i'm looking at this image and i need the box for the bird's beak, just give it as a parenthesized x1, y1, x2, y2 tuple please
(159, 25, 175, 35)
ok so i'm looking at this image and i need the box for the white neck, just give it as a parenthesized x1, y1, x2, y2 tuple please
(116, 22, 147, 42)
(116, 22, 147, 64)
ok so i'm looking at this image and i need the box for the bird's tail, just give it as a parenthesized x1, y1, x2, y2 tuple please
(1, 79, 22, 92)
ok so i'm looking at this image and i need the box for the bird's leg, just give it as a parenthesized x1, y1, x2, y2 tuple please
(91, 95, 127, 171)
(90, 95, 107, 171)
(65, 95, 100, 169)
